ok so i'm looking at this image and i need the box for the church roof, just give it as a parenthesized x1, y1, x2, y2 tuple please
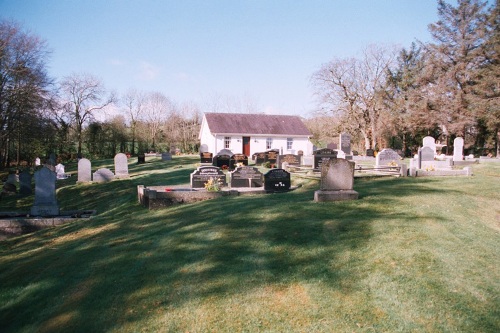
(204, 113, 311, 136)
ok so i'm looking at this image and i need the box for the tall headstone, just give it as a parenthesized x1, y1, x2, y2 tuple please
(339, 133, 352, 155)
(114, 153, 129, 178)
(30, 166, 59, 216)
(93, 168, 115, 183)
(314, 158, 358, 202)
(55, 163, 66, 179)
(78, 158, 92, 183)
(453, 137, 464, 161)
(19, 171, 32, 196)
(422, 136, 436, 154)
(419, 146, 435, 169)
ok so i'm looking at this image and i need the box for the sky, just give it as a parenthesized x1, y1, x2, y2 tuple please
(1, 0, 442, 118)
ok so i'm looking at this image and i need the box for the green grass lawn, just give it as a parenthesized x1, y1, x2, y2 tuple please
(0, 156, 499, 332)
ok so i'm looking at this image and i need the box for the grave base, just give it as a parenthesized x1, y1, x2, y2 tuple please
(30, 205, 60, 217)
(313, 189, 359, 202)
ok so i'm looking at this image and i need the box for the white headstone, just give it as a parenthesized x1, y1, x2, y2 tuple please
(453, 137, 464, 161)
(93, 168, 115, 183)
(422, 136, 436, 155)
(55, 163, 66, 179)
(35, 157, 41, 166)
(78, 158, 92, 182)
(114, 153, 129, 178)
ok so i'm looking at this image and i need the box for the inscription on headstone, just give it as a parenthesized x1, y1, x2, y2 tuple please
(78, 158, 92, 183)
(191, 166, 227, 188)
(230, 166, 264, 188)
(264, 168, 291, 192)
(313, 148, 338, 170)
(114, 153, 129, 178)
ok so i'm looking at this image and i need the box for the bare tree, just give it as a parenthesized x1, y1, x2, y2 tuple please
(142, 91, 174, 151)
(311, 45, 397, 150)
(122, 89, 145, 155)
(59, 73, 114, 156)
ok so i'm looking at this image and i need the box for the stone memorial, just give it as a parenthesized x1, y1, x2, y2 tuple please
(78, 158, 92, 183)
(200, 144, 209, 153)
(161, 152, 172, 161)
(314, 158, 358, 202)
(6, 172, 18, 185)
(35, 157, 41, 166)
(253, 152, 266, 165)
(30, 166, 59, 216)
(453, 137, 464, 161)
(376, 148, 402, 167)
(137, 154, 145, 164)
(339, 133, 352, 155)
(93, 168, 115, 183)
(55, 163, 66, 179)
(278, 154, 301, 169)
(265, 150, 279, 166)
(19, 171, 32, 196)
(366, 149, 375, 157)
(419, 146, 435, 169)
(423, 136, 436, 154)
(213, 154, 231, 169)
(114, 153, 129, 178)
(229, 154, 248, 170)
(313, 148, 337, 170)
(191, 166, 227, 188)
(200, 152, 213, 163)
(230, 166, 264, 188)
(264, 168, 291, 192)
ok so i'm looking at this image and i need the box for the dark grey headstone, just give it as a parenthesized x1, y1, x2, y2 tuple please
(264, 168, 291, 192)
(213, 154, 231, 169)
(200, 152, 213, 163)
(230, 166, 263, 188)
(278, 154, 301, 168)
(366, 149, 375, 157)
(78, 158, 92, 182)
(229, 154, 248, 170)
(31, 166, 59, 216)
(19, 171, 32, 196)
(93, 168, 115, 183)
(265, 150, 279, 165)
(114, 153, 129, 178)
(191, 166, 227, 188)
(161, 152, 172, 161)
(313, 148, 338, 170)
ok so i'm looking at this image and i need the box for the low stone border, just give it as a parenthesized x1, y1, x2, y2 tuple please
(0, 210, 96, 238)
(414, 167, 472, 177)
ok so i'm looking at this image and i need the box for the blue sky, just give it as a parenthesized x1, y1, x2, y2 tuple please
(1, 0, 440, 117)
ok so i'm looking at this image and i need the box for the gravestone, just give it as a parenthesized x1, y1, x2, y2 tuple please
(327, 142, 338, 150)
(453, 137, 464, 161)
(6, 172, 18, 185)
(191, 166, 227, 188)
(230, 166, 264, 188)
(55, 163, 66, 179)
(114, 153, 129, 178)
(339, 133, 352, 155)
(278, 154, 301, 169)
(376, 148, 402, 167)
(48, 153, 56, 166)
(137, 154, 145, 164)
(213, 154, 231, 169)
(30, 166, 59, 216)
(265, 150, 279, 166)
(264, 168, 291, 192)
(93, 168, 115, 183)
(19, 171, 32, 196)
(423, 136, 436, 154)
(313, 148, 337, 170)
(314, 158, 358, 202)
(419, 146, 435, 169)
(199, 144, 209, 153)
(78, 158, 92, 183)
(161, 152, 172, 161)
(366, 149, 375, 157)
(229, 154, 248, 170)
(200, 152, 213, 163)
(254, 152, 266, 165)
(35, 157, 41, 166)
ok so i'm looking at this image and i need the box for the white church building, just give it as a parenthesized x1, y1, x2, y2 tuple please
(199, 112, 313, 157)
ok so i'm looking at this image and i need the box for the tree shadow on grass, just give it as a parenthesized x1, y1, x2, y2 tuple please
(0, 166, 495, 332)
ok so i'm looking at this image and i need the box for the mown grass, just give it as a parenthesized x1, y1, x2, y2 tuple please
(0, 156, 499, 332)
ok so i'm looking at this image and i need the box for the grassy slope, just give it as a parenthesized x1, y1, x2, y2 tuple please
(0, 157, 499, 332)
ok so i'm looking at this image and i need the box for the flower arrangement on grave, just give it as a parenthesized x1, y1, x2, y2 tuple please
(425, 165, 436, 171)
(388, 161, 398, 167)
(204, 177, 223, 191)
(236, 162, 245, 167)
(221, 165, 229, 170)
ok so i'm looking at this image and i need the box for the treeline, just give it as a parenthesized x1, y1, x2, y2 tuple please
(0, 0, 498, 168)
(308, 0, 499, 157)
